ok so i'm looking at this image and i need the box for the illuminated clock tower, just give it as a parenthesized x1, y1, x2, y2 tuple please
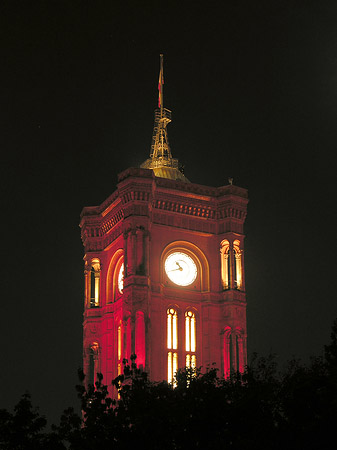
(80, 56, 248, 387)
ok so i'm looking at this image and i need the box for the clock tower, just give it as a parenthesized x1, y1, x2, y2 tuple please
(80, 56, 248, 387)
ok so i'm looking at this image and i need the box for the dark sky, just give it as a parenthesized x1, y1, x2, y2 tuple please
(1, 0, 337, 425)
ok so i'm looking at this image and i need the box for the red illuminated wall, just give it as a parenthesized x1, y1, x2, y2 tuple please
(80, 167, 248, 389)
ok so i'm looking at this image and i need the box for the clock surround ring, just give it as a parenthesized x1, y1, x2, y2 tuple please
(161, 241, 209, 291)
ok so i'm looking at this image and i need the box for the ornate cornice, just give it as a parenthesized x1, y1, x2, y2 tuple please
(153, 198, 215, 219)
(101, 209, 124, 234)
(80, 167, 248, 248)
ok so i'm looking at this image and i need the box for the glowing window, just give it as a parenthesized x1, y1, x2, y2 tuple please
(185, 311, 196, 352)
(168, 351, 178, 384)
(185, 310, 196, 369)
(117, 322, 122, 375)
(233, 240, 242, 290)
(89, 259, 100, 307)
(118, 262, 124, 294)
(186, 354, 196, 368)
(167, 308, 178, 383)
(220, 240, 230, 290)
(167, 308, 178, 350)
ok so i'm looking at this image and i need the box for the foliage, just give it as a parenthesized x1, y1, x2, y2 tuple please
(2, 323, 337, 449)
(0, 392, 51, 450)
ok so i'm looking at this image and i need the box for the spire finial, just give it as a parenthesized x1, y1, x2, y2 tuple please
(140, 55, 190, 182)
(158, 54, 164, 116)
(148, 54, 172, 162)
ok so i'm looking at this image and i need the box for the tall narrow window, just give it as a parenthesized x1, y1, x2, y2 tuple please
(220, 240, 230, 290)
(89, 259, 100, 307)
(167, 308, 178, 383)
(185, 311, 196, 368)
(229, 334, 235, 372)
(117, 322, 122, 376)
(233, 240, 242, 290)
(236, 332, 244, 373)
(229, 333, 240, 373)
(224, 328, 243, 378)
(90, 268, 96, 306)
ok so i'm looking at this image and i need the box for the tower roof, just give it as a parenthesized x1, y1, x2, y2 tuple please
(140, 55, 190, 183)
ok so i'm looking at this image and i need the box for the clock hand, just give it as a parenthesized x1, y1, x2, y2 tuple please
(168, 262, 183, 272)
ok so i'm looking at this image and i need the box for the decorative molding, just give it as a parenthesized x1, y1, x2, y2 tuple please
(153, 199, 215, 219)
(121, 190, 150, 204)
(101, 209, 124, 234)
(152, 212, 216, 234)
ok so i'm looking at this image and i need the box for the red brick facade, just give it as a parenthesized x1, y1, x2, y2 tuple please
(80, 167, 248, 388)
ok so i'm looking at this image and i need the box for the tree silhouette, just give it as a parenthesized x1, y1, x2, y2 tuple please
(2, 323, 337, 449)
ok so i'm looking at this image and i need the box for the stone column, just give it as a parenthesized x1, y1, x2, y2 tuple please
(229, 246, 235, 289)
(84, 268, 89, 308)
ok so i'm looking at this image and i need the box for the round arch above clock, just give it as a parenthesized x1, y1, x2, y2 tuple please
(106, 248, 124, 303)
(161, 241, 210, 292)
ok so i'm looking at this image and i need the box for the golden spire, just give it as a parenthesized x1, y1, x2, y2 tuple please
(140, 55, 189, 182)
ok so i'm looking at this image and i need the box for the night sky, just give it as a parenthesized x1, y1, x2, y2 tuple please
(1, 0, 337, 425)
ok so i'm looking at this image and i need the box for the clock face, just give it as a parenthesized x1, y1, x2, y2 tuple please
(118, 262, 124, 294)
(165, 252, 197, 286)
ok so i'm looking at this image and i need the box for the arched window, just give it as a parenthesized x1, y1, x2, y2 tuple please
(223, 327, 245, 378)
(233, 240, 242, 290)
(106, 249, 124, 303)
(185, 310, 196, 368)
(167, 308, 178, 383)
(89, 259, 100, 307)
(220, 240, 243, 291)
(220, 240, 230, 290)
(114, 256, 124, 301)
